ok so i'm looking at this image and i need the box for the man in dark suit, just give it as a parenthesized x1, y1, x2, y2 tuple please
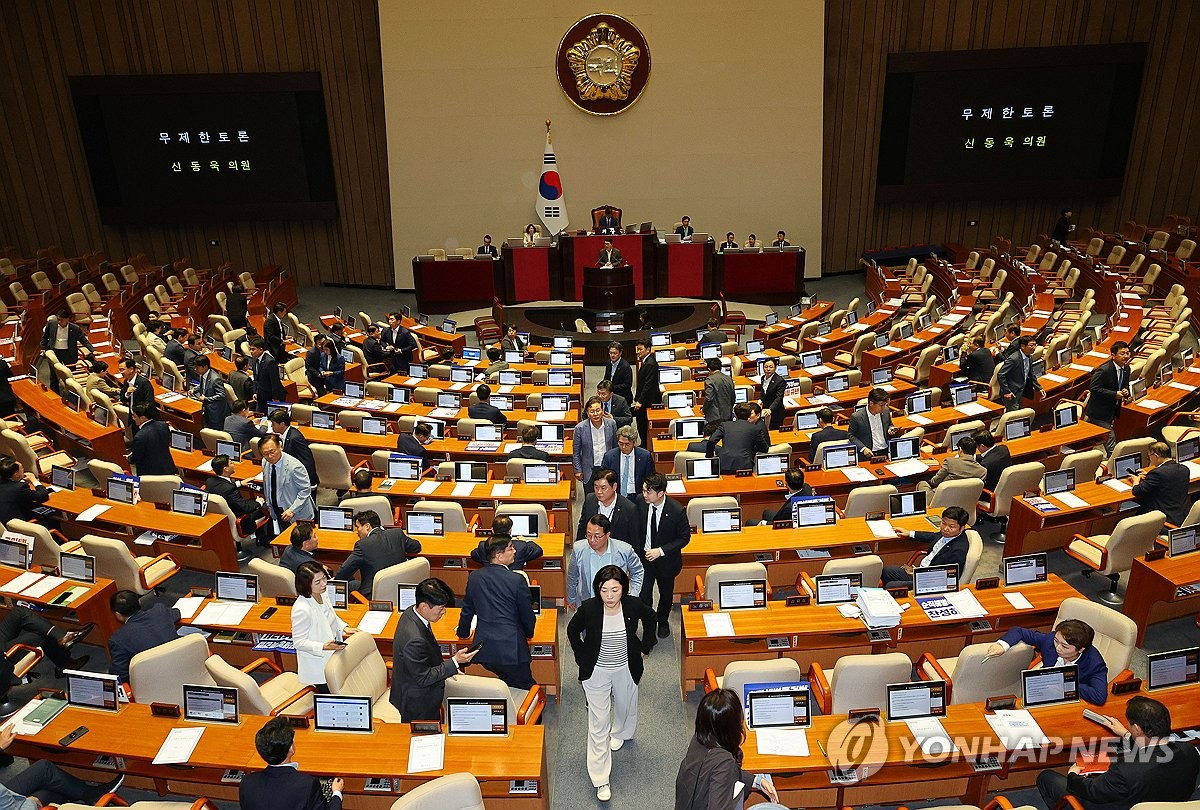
(697, 318, 726, 348)
(719, 232, 738, 251)
(507, 424, 550, 461)
(999, 335, 1041, 411)
(959, 335, 996, 384)
(973, 429, 1010, 491)
(848, 388, 900, 455)
(631, 339, 661, 448)
(636, 472, 690, 637)
(773, 230, 790, 247)
(477, 234, 498, 257)
(207, 453, 269, 547)
(598, 239, 622, 266)
(1130, 441, 1190, 525)
(334, 510, 421, 597)
(456, 535, 536, 688)
(119, 358, 153, 411)
(162, 328, 187, 368)
(468, 383, 507, 427)
(361, 324, 390, 369)
(759, 357, 787, 431)
(1085, 341, 1132, 450)
(575, 468, 640, 546)
(182, 333, 206, 383)
(240, 716, 343, 810)
(987, 618, 1110, 705)
(0, 457, 50, 524)
(390, 578, 478, 722)
(882, 505, 972, 588)
(702, 357, 734, 424)
(192, 356, 230, 430)
(501, 323, 527, 355)
(468, 515, 542, 570)
(262, 301, 288, 362)
(596, 206, 619, 234)
(248, 338, 286, 414)
(808, 407, 848, 460)
(595, 379, 633, 428)
(761, 467, 815, 523)
(107, 589, 181, 683)
(128, 403, 176, 475)
(279, 521, 322, 573)
(270, 408, 318, 485)
(1036, 696, 1200, 810)
(303, 341, 327, 398)
(40, 310, 93, 392)
(602, 342, 634, 404)
(675, 216, 694, 239)
(602, 425, 654, 501)
(382, 311, 418, 371)
(712, 402, 770, 474)
(224, 399, 267, 452)
(396, 422, 435, 470)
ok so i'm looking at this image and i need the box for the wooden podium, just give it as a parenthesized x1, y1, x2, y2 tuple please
(582, 265, 635, 311)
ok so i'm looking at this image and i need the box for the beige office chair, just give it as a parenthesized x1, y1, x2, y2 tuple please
(959, 529, 985, 584)
(1105, 438, 1155, 472)
(247, 558, 297, 598)
(205, 653, 314, 716)
(1066, 510, 1166, 604)
(199, 428, 235, 453)
(7, 519, 83, 571)
(442, 673, 545, 726)
(388, 773, 484, 810)
(373, 558, 433, 605)
(495, 503, 550, 536)
(338, 409, 369, 431)
(1054, 597, 1138, 680)
(673, 450, 706, 475)
(809, 652, 912, 714)
(340, 495, 394, 528)
(697, 562, 768, 604)
(324, 630, 402, 722)
(990, 407, 1035, 439)
(410, 500, 468, 533)
(311, 443, 353, 492)
(686, 496, 740, 528)
(138, 474, 184, 505)
(799, 555, 884, 595)
(978, 462, 1045, 541)
(929, 477, 984, 525)
(80, 534, 180, 595)
(702, 658, 802, 696)
(843, 484, 897, 519)
(505, 457, 542, 479)
(1058, 449, 1105, 484)
(918, 641, 1035, 705)
(129, 634, 215, 705)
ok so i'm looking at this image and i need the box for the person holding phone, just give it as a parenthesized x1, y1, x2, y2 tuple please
(456, 534, 536, 689)
(291, 562, 358, 690)
(675, 688, 782, 810)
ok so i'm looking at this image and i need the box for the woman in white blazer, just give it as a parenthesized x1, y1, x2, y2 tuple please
(290, 561, 357, 689)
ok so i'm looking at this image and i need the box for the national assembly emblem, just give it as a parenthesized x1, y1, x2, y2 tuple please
(556, 14, 651, 115)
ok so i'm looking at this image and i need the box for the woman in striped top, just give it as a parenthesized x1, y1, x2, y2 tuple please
(567, 564, 658, 802)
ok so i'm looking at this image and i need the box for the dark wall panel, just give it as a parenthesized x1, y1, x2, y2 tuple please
(0, 0, 392, 287)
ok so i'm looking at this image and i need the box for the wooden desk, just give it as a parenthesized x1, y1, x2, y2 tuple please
(48, 489, 238, 573)
(270, 526, 567, 602)
(715, 249, 805, 303)
(751, 302, 835, 350)
(0, 564, 119, 643)
(1125, 551, 1200, 645)
(11, 703, 548, 809)
(183, 598, 561, 698)
(412, 255, 499, 311)
(12, 379, 128, 469)
(679, 575, 1075, 697)
(342, 478, 575, 533)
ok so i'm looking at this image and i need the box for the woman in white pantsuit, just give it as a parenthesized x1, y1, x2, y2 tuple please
(566, 564, 658, 802)
(291, 561, 358, 690)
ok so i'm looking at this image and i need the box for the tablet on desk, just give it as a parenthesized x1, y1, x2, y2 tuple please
(547, 368, 573, 387)
(183, 684, 239, 724)
(886, 680, 947, 721)
(344, 381, 365, 398)
(106, 477, 135, 504)
(455, 462, 488, 483)
(397, 584, 417, 611)
(313, 694, 374, 734)
(60, 551, 95, 583)
(1112, 452, 1141, 479)
(406, 511, 444, 537)
(1002, 553, 1048, 586)
(1042, 468, 1075, 495)
(1054, 406, 1079, 430)
(214, 571, 258, 603)
(685, 457, 720, 481)
(889, 491, 926, 518)
(912, 564, 958, 596)
(523, 463, 559, 484)
(813, 573, 861, 605)
(310, 411, 336, 430)
(1022, 664, 1078, 708)
(66, 670, 119, 712)
(318, 506, 354, 531)
(673, 419, 704, 440)
(1004, 417, 1031, 441)
(171, 488, 207, 517)
(51, 465, 75, 491)
(746, 683, 811, 730)
(905, 390, 933, 415)
(1169, 525, 1200, 557)
(666, 391, 695, 410)
(388, 456, 422, 480)
(215, 439, 242, 459)
(507, 513, 540, 538)
(446, 698, 508, 736)
(888, 436, 921, 462)
(821, 444, 858, 471)
(701, 508, 741, 534)
(1147, 647, 1200, 691)
(169, 429, 193, 452)
(754, 453, 788, 476)
(793, 498, 837, 527)
(717, 579, 766, 610)
(498, 370, 522, 386)
(0, 535, 30, 570)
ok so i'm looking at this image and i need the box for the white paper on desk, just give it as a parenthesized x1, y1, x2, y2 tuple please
(452, 482, 475, 498)
(808, 395, 836, 405)
(21, 575, 65, 599)
(408, 733, 445, 773)
(403, 377, 423, 387)
(1069, 363, 1092, 372)
(157, 392, 184, 403)
(702, 612, 735, 637)
(429, 407, 460, 419)
(414, 480, 441, 495)
(887, 458, 930, 477)
(534, 411, 562, 422)
(796, 548, 832, 559)
(954, 402, 990, 417)
(449, 382, 469, 391)
(8, 698, 52, 736)
(675, 408, 695, 418)
(846, 323, 867, 332)
(1086, 351, 1109, 359)
(1003, 591, 1034, 610)
(1043, 373, 1068, 384)
(808, 364, 834, 375)
(76, 504, 112, 522)
(153, 727, 204, 764)
(666, 479, 686, 495)
(1052, 492, 1089, 509)
(905, 717, 958, 755)
(986, 709, 1048, 750)
(1136, 399, 1167, 410)
(908, 413, 932, 425)
(1, 572, 44, 595)
(382, 402, 403, 413)
(134, 531, 157, 546)
(331, 396, 362, 408)
(498, 385, 514, 394)
(194, 601, 253, 626)
(756, 727, 810, 756)
(1102, 478, 1133, 493)
(866, 519, 895, 539)
(842, 467, 877, 483)
(490, 483, 513, 497)
(502, 442, 521, 453)
(196, 459, 214, 473)
(1185, 461, 1200, 479)
(881, 384, 897, 393)
(357, 611, 390, 635)
(943, 589, 988, 618)
(173, 596, 205, 619)
(1175, 382, 1200, 393)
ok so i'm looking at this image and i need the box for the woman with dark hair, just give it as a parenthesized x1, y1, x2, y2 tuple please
(318, 337, 346, 393)
(566, 564, 657, 802)
(226, 281, 249, 330)
(675, 688, 781, 810)
(523, 224, 539, 247)
(291, 561, 357, 690)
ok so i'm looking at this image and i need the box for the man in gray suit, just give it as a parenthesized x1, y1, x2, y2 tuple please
(259, 433, 314, 534)
(848, 387, 900, 455)
(999, 335, 1041, 411)
(919, 435, 986, 492)
(224, 399, 267, 452)
(334, 511, 422, 598)
(712, 402, 770, 474)
(193, 356, 230, 430)
(390, 578, 478, 722)
(702, 357, 734, 424)
(572, 397, 618, 483)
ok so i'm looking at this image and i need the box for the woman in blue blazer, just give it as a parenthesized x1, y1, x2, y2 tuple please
(986, 618, 1110, 705)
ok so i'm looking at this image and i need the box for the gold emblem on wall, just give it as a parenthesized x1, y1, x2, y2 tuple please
(556, 14, 651, 115)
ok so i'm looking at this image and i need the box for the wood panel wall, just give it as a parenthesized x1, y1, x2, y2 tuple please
(0, 0, 392, 287)
(823, 0, 1200, 273)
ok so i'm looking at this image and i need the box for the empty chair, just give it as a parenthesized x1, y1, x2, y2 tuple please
(799, 555, 884, 595)
(672, 450, 706, 476)
(200, 428, 234, 452)
(410, 500, 468, 533)
(323, 630, 402, 722)
(138, 474, 184, 505)
(808, 652, 912, 714)
(130, 634, 215, 705)
(978, 462, 1045, 540)
(703, 658, 802, 696)
(338, 409, 369, 431)
(843, 484, 897, 518)
(387, 772, 484, 810)
(917, 641, 1034, 704)
(697, 562, 768, 604)
(7, 518, 83, 570)
(340, 495, 394, 528)
(1066, 510, 1166, 604)
(373, 558, 433, 604)
(205, 652, 314, 716)
(929, 477, 984, 525)
(442, 672, 545, 726)
(80, 534, 180, 596)
(1058, 449, 1105, 484)
(248, 558, 297, 598)
(686, 496, 739, 528)
(311, 443, 352, 492)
